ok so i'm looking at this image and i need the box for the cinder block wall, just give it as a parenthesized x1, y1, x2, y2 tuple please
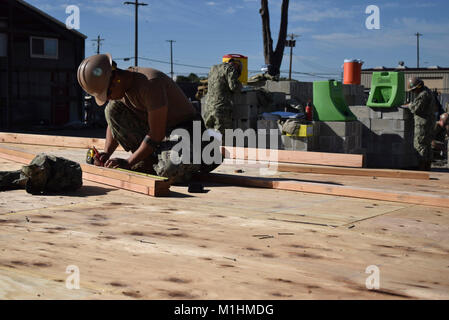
(264, 80, 313, 106)
(312, 121, 363, 154)
(349, 106, 417, 168)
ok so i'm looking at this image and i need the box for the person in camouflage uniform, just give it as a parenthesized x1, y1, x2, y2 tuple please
(0, 154, 82, 194)
(203, 59, 243, 137)
(104, 100, 210, 183)
(405, 78, 437, 171)
(432, 113, 449, 159)
(77, 54, 217, 184)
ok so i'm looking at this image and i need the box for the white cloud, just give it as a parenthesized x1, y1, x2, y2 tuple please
(86, 5, 133, 17)
(290, 1, 356, 22)
(225, 7, 236, 14)
(206, 1, 217, 6)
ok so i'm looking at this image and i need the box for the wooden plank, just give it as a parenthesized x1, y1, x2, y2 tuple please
(0, 146, 170, 197)
(82, 172, 152, 195)
(0, 133, 364, 167)
(0, 133, 125, 151)
(273, 163, 430, 180)
(222, 146, 365, 168)
(198, 173, 449, 208)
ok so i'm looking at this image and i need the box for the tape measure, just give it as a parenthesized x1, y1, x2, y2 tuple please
(86, 148, 95, 164)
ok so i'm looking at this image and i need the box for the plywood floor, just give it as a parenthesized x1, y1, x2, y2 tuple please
(0, 143, 448, 299)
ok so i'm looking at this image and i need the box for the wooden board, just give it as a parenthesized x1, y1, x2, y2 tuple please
(274, 163, 430, 180)
(222, 146, 365, 168)
(0, 133, 365, 168)
(0, 132, 124, 151)
(198, 173, 449, 208)
(0, 166, 448, 299)
(0, 146, 170, 197)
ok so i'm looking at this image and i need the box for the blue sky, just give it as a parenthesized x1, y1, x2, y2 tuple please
(26, 0, 449, 81)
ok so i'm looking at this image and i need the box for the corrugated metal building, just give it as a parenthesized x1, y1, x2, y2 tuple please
(0, 0, 86, 130)
(362, 66, 449, 94)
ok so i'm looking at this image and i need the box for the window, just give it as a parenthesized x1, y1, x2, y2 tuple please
(0, 33, 6, 57)
(30, 37, 58, 59)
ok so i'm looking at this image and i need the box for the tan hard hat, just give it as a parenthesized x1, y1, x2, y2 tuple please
(407, 77, 424, 92)
(77, 53, 113, 106)
(440, 113, 449, 124)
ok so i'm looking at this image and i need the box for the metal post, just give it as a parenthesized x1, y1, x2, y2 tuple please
(285, 34, 298, 81)
(91, 35, 104, 54)
(135, 1, 138, 66)
(124, 1, 148, 67)
(289, 45, 293, 80)
(166, 40, 175, 79)
(415, 32, 422, 68)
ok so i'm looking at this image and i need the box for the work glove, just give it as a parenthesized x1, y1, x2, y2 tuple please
(94, 152, 111, 167)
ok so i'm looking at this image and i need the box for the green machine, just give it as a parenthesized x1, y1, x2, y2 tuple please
(367, 72, 405, 108)
(313, 80, 356, 121)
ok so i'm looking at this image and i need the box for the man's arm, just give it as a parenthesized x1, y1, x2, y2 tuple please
(408, 93, 428, 116)
(226, 67, 242, 93)
(104, 125, 119, 155)
(94, 125, 118, 166)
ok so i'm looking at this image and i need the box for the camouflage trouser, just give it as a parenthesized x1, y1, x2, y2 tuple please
(203, 103, 233, 137)
(105, 100, 218, 183)
(414, 124, 432, 162)
(0, 154, 83, 194)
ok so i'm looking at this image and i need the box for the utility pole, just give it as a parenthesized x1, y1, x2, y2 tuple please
(91, 35, 104, 54)
(285, 33, 298, 80)
(166, 40, 176, 79)
(415, 32, 422, 68)
(124, 0, 148, 66)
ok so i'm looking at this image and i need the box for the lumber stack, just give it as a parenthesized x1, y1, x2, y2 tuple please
(222, 146, 365, 168)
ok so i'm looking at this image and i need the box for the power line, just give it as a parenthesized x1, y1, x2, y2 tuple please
(115, 56, 338, 79)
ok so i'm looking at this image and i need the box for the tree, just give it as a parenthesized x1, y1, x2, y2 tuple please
(260, 0, 289, 78)
(175, 73, 200, 83)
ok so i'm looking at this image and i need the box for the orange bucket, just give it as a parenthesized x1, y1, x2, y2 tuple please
(343, 59, 364, 85)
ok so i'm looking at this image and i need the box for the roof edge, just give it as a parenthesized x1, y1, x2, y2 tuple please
(15, 0, 87, 39)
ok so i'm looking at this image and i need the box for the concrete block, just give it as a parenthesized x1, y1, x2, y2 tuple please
(349, 106, 371, 119)
(369, 107, 383, 119)
(318, 136, 332, 151)
(343, 136, 356, 152)
(370, 119, 406, 133)
(233, 104, 258, 120)
(257, 132, 283, 150)
(281, 136, 314, 151)
(271, 92, 287, 107)
(265, 80, 313, 104)
(316, 121, 358, 137)
(257, 119, 281, 131)
(233, 91, 259, 105)
(381, 107, 412, 120)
